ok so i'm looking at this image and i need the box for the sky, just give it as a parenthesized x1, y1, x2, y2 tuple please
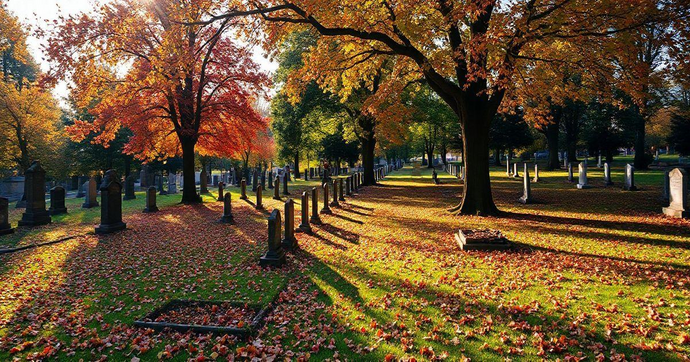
(5, 0, 278, 105)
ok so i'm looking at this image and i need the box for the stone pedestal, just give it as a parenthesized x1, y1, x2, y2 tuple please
(49, 186, 68, 215)
(95, 170, 127, 234)
(259, 209, 286, 267)
(18, 161, 51, 227)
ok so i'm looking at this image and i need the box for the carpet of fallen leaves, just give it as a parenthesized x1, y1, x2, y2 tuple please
(1, 163, 690, 361)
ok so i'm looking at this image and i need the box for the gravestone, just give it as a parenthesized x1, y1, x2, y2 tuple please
(604, 163, 613, 186)
(18, 161, 52, 226)
(76, 176, 87, 197)
(1, 197, 15, 235)
(273, 177, 281, 200)
(217, 182, 224, 202)
(533, 164, 540, 183)
(81, 177, 98, 209)
(139, 168, 148, 188)
(297, 191, 312, 234)
(597, 155, 602, 168)
(124, 174, 137, 200)
(240, 179, 248, 200)
(144, 186, 158, 213)
(157, 175, 167, 195)
(330, 180, 340, 207)
(576, 163, 590, 189)
(512, 163, 520, 178)
(310, 187, 322, 224)
(623, 164, 638, 191)
(663, 168, 689, 219)
(220, 192, 234, 223)
(346, 176, 352, 196)
(506, 154, 511, 177)
(168, 174, 177, 194)
(339, 178, 345, 201)
(49, 186, 68, 215)
(283, 174, 290, 195)
(267, 171, 273, 189)
(321, 183, 332, 214)
(256, 185, 264, 210)
(567, 163, 574, 182)
(282, 199, 297, 250)
(200, 168, 209, 194)
(519, 164, 533, 204)
(259, 209, 286, 267)
(95, 170, 127, 234)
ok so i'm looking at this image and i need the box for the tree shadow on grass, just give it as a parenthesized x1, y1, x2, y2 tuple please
(317, 223, 360, 244)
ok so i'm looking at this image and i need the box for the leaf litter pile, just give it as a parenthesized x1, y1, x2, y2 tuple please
(1, 166, 690, 361)
(147, 303, 255, 328)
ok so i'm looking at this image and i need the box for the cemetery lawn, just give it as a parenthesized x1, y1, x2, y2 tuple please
(2, 162, 690, 361)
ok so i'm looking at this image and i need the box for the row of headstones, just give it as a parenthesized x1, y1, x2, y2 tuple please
(506, 160, 636, 190)
(0, 161, 127, 235)
(443, 164, 466, 181)
(257, 171, 381, 267)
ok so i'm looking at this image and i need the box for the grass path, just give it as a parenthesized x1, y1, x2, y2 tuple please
(1, 164, 689, 360)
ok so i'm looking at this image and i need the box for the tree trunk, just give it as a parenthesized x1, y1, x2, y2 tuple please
(449, 114, 498, 216)
(441, 144, 448, 165)
(545, 122, 560, 170)
(181, 139, 201, 204)
(634, 116, 647, 169)
(493, 148, 502, 166)
(425, 143, 435, 168)
(294, 151, 300, 179)
(360, 135, 376, 186)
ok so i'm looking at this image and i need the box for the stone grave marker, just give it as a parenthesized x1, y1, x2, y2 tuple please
(240, 179, 248, 200)
(76, 176, 87, 198)
(168, 174, 177, 194)
(533, 164, 540, 183)
(567, 163, 574, 182)
(217, 182, 224, 202)
(124, 174, 137, 200)
(273, 177, 281, 200)
(1, 197, 15, 235)
(519, 164, 533, 204)
(49, 186, 68, 215)
(18, 161, 51, 226)
(321, 183, 332, 214)
(338, 178, 345, 201)
(576, 162, 590, 189)
(512, 162, 520, 178)
(220, 192, 234, 223)
(157, 175, 167, 195)
(82, 177, 99, 208)
(256, 185, 264, 210)
(282, 199, 297, 250)
(623, 164, 638, 191)
(330, 180, 340, 207)
(259, 209, 286, 267)
(144, 186, 158, 213)
(95, 170, 127, 234)
(297, 191, 312, 234)
(310, 188, 322, 225)
(604, 163, 613, 186)
(283, 174, 290, 195)
(346, 176, 352, 196)
(662, 168, 689, 219)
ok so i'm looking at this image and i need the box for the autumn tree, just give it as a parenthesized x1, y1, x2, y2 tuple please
(46, 0, 270, 203)
(209, 0, 679, 215)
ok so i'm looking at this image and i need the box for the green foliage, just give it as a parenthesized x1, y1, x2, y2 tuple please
(489, 110, 533, 154)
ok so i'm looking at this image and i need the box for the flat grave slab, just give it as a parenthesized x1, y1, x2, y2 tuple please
(134, 299, 274, 337)
(455, 229, 512, 251)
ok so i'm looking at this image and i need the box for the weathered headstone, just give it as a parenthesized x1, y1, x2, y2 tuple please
(597, 155, 602, 168)
(240, 179, 248, 200)
(310, 187, 322, 224)
(95, 170, 127, 234)
(533, 164, 540, 183)
(167, 174, 177, 194)
(519, 164, 533, 204)
(18, 161, 51, 227)
(259, 209, 286, 267)
(603, 163, 613, 186)
(623, 164, 638, 191)
(506, 154, 512, 177)
(82, 177, 100, 208)
(283, 173, 290, 195)
(273, 177, 281, 200)
(143, 186, 158, 213)
(576, 162, 590, 189)
(346, 176, 352, 196)
(567, 163, 574, 182)
(217, 182, 224, 202)
(330, 179, 340, 207)
(338, 178, 345, 201)
(76, 176, 87, 198)
(256, 185, 264, 210)
(1, 197, 15, 235)
(297, 191, 312, 234)
(124, 174, 137, 200)
(282, 199, 297, 250)
(220, 192, 234, 223)
(663, 168, 689, 219)
(512, 163, 520, 178)
(321, 183, 332, 214)
(49, 186, 68, 215)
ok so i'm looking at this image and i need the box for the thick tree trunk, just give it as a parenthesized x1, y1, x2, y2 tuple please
(546, 122, 560, 170)
(493, 148, 502, 166)
(634, 117, 647, 169)
(440, 144, 448, 165)
(294, 151, 300, 179)
(449, 114, 498, 216)
(360, 135, 376, 186)
(181, 139, 201, 204)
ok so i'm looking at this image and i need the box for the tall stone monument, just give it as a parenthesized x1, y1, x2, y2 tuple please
(95, 170, 127, 234)
(18, 161, 51, 226)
